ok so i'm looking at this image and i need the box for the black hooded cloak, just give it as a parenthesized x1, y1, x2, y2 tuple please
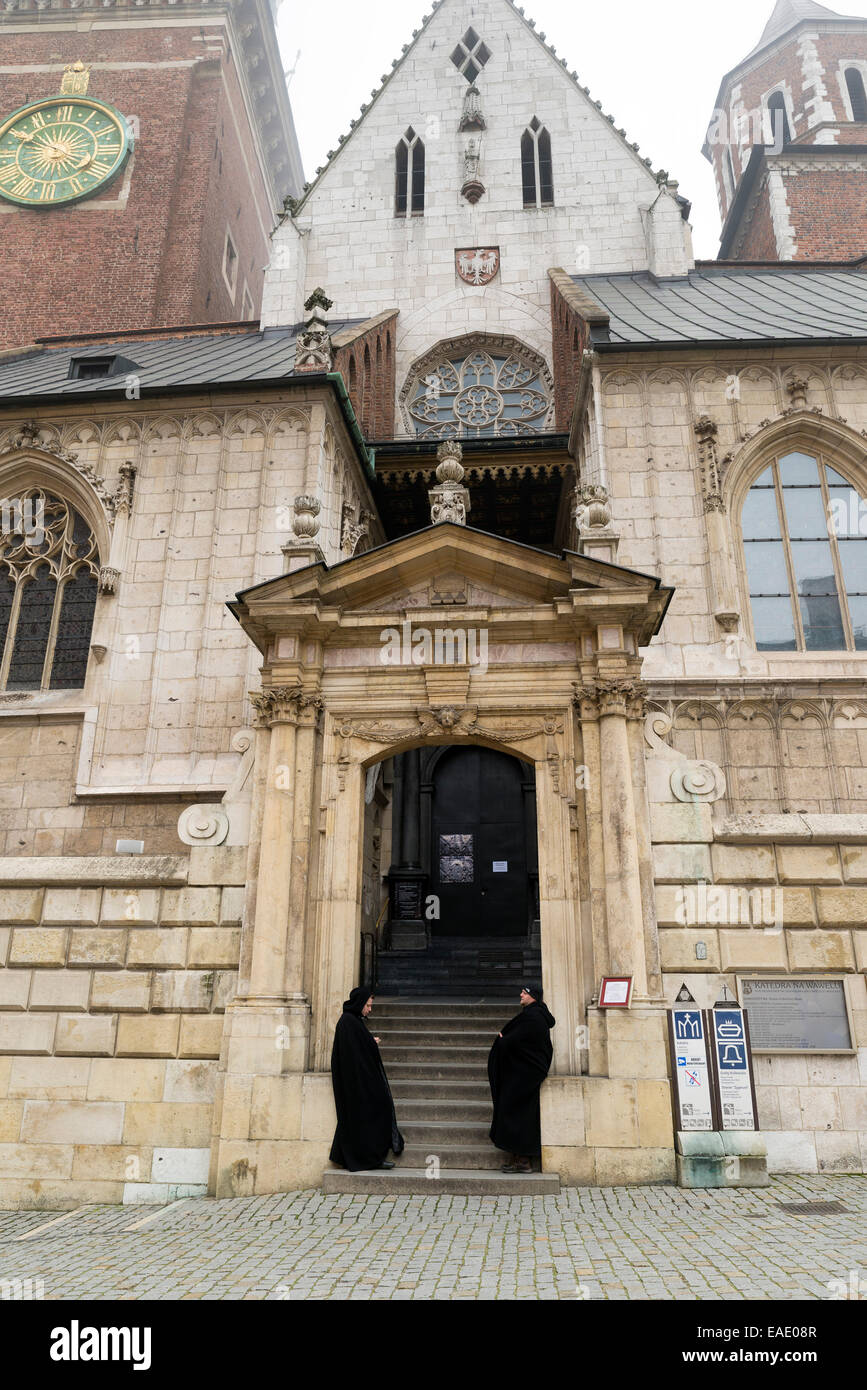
(488, 987, 555, 1157)
(329, 986, 405, 1172)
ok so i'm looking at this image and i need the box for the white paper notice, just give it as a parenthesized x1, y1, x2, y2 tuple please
(492, 861, 508, 873)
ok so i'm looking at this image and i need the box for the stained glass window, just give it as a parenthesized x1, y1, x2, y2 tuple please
(0, 488, 100, 690)
(742, 453, 866, 652)
(407, 343, 553, 439)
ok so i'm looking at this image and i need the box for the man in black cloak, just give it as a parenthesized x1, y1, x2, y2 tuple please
(329, 986, 404, 1172)
(488, 983, 555, 1173)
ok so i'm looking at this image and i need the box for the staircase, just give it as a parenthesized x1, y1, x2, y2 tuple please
(321, 998, 560, 1195)
(374, 936, 542, 998)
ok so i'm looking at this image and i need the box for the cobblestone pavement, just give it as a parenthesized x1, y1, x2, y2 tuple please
(0, 1175, 865, 1301)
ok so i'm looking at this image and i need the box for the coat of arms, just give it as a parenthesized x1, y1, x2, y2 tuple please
(455, 247, 500, 286)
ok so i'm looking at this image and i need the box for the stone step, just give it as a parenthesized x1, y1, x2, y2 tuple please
(322, 1167, 560, 1196)
(374, 1024, 500, 1040)
(401, 1119, 491, 1145)
(390, 1078, 490, 1099)
(379, 1044, 491, 1064)
(387, 1061, 488, 1080)
(394, 1100, 491, 1123)
(399, 1145, 504, 1170)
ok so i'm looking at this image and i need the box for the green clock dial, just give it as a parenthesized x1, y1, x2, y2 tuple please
(0, 96, 132, 207)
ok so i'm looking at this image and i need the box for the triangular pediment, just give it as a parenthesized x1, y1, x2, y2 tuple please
(231, 524, 672, 650)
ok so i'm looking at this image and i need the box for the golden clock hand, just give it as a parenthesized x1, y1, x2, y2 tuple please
(76, 154, 93, 171)
(13, 131, 33, 142)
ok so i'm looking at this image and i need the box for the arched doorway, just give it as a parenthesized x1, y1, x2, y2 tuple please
(429, 746, 536, 938)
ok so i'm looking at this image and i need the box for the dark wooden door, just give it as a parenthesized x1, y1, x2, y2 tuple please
(431, 747, 530, 937)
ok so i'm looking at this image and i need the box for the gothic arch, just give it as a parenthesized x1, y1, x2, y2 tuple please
(723, 411, 867, 516)
(0, 447, 113, 563)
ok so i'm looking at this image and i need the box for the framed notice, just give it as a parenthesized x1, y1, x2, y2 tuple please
(738, 976, 854, 1054)
(668, 1006, 714, 1131)
(708, 1006, 758, 1131)
(599, 976, 632, 1008)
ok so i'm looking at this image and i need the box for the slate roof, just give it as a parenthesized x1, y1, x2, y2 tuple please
(570, 262, 867, 349)
(0, 322, 365, 401)
(744, 0, 848, 62)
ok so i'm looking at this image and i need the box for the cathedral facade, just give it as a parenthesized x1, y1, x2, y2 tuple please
(0, 0, 865, 1205)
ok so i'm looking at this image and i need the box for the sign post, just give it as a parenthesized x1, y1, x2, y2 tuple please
(667, 1002, 714, 1131)
(708, 1004, 759, 1131)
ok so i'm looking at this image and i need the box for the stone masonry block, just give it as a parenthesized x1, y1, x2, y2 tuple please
(151, 1147, 210, 1184)
(842, 848, 867, 884)
(91, 971, 151, 1012)
(0, 1014, 56, 1054)
(151, 971, 213, 1013)
(178, 1015, 224, 1059)
(657, 928, 721, 972)
(0, 890, 43, 925)
(8, 928, 68, 967)
(41, 889, 102, 927)
(99, 889, 160, 928)
(28, 970, 91, 1012)
(718, 929, 788, 972)
(127, 929, 189, 969)
(123, 1102, 212, 1148)
(816, 888, 867, 927)
(0, 970, 31, 1010)
(652, 844, 712, 883)
(776, 846, 842, 884)
(650, 802, 713, 844)
(87, 1059, 166, 1102)
(219, 888, 244, 927)
(68, 929, 127, 968)
(188, 846, 248, 886)
(187, 928, 241, 969)
(21, 1101, 124, 1145)
(116, 1014, 180, 1058)
(54, 1014, 117, 1057)
(711, 845, 777, 883)
(785, 930, 855, 972)
(162, 1059, 218, 1103)
(159, 888, 221, 927)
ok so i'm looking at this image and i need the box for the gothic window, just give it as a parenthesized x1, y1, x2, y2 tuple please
(521, 118, 554, 208)
(0, 489, 100, 690)
(450, 28, 492, 84)
(766, 91, 791, 146)
(845, 67, 867, 122)
(395, 128, 424, 216)
(724, 148, 737, 203)
(405, 339, 554, 439)
(741, 452, 866, 652)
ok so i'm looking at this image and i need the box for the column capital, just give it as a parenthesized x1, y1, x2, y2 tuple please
(251, 684, 324, 728)
(573, 677, 648, 722)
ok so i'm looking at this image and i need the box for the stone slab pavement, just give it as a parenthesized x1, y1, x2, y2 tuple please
(0, 1174, 865, 1301)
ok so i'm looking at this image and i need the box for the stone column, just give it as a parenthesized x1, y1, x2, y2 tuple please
(574, 678, 649, 999)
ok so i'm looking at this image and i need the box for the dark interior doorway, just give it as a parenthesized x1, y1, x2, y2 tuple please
(430, 746, 535, 938)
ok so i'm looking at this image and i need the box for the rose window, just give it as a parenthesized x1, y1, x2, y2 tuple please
(407, 347, 552, 439)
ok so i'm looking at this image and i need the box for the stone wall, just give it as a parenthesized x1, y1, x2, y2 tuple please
(0, 848, 243, 1208)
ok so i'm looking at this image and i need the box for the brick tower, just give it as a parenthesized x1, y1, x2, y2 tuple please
(704, 0, 867, 260)
(0, 0, 303, 350)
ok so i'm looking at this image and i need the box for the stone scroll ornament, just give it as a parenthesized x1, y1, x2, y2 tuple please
(644, 708, 726, 804)
(177, 728, 256, 847)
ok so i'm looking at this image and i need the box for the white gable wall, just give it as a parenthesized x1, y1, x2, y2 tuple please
(262, 0, 692, 433)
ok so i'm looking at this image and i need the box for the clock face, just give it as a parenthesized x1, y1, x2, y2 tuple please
(0, 96, 131, 207)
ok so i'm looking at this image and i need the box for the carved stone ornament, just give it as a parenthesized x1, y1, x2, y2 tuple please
(177, 728, 257, 848)
(644, 708, 727, 804)
(786, 375, 809, 410)
(460, 138, 485, 204)
(292, 494, 321, 540)
(251, 686, 324, 727)
(573, 678, 648, 721)
(694, 414, 725, 513)
(458, 84, 486, 132)
(573, 483, 612, 531)
(98, 566, 120, 595)
(429, 440, 470, 525)
(294, 288, 334, 372)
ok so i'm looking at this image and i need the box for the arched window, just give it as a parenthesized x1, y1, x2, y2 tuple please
(0, 488, 100, 689)
(521, 117, 553, 208)
(724, 147, 737, 203)
(395, 128, 425, 216)
(741, 452, 866, 651)
(404, 338, 554, 439)
(845, 67, 867, 122)
(766, 91, 792, 147)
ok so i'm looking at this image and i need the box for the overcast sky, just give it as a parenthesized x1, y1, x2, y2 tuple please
(277, 0, 867, 260)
